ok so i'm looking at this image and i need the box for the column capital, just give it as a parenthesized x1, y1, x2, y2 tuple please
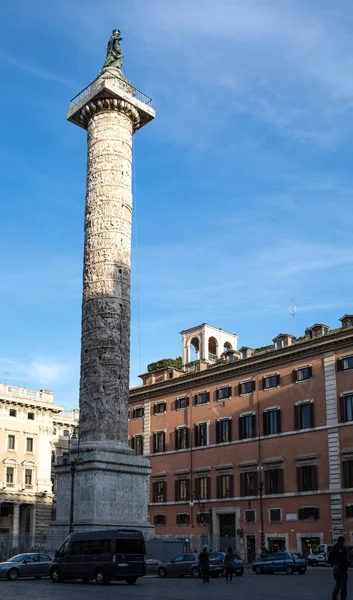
(79, 97, 141, 131)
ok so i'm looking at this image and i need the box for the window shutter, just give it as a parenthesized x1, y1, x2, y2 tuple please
(162, 431, 166, 451)
(216, 421, 221, 444)
(240, 472, 245, 497)
(308, 365, 313, 378)
(152, 482, 157, 502)
(216, 475, 221, 498)
(252, 380, 256, 392)
(253, 470, 259, 494)
(262, 377, 267, 390)
(186, 428, 189, 449)
(337, 358, 343, 371)
(312, 465, 318, 490)
(238, 383, 242, 395)
(276, 409, 281, 433)
(227, 386, 231, 397)
(292, 369, 298, 383)
(194, 424, 199, 447)
(264, 470, 269, 494)
(228, 419, 233, 442)
(297, 466, 302, 492)
(175, 429, 179, 450)
(194, 394, 198, 406)
(239, 416, 244, 440)
(153, 404, 157, 415)
(294, 405, 300, 430)
(229, 474, 234, 498)
(185, 397, 189, 407)
(207, 477, 211, 499)
(343, 461, 350, 488)
(276, 374, 281, 387)
(186, 479, 190, 501)
(310, 403, 315, 428)
(163, 481, 167, 502)
(175, 398, 180, 410)
(216, 388, 220, 400)
(339, 396, 346, 423)
(298, 507, 304, 520)
(131, 437, 135, 450)
(206, 391, 210, 403)
(263, 411, 269, 436)
(279, 468, 284, 494)
(251, 414, 256, 438)
(346, 505, 353, 518)
(313, 507, 320, 520)
(174, 479, 179, 502)
(194, 478, 199, 500)
(153, 433, 157, 453)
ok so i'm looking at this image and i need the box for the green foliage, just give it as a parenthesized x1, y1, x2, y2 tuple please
(254, 344, 274, 354)
(147, 356, 183, 372)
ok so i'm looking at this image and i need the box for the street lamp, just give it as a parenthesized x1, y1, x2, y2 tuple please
(68, 430, 78, 534)
(257, 462, 266, 556)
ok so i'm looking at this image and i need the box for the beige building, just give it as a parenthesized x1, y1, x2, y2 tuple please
(0, 382, 78, 551)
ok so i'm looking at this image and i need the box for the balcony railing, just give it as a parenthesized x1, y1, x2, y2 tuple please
(70, 72, 153, 109)
(208, 353, 217, 362)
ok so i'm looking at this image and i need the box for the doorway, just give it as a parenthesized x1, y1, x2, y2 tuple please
(268, 538, 286, 552)
(301, 537, 320, 560)
(219, 513, 235, 551)
(246, 535, 256, 563)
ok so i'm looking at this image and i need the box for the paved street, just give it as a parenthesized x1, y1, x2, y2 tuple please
(1, 569, 351, 600)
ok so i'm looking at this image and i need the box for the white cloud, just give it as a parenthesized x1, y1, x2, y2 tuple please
(0, 357, 72, 386)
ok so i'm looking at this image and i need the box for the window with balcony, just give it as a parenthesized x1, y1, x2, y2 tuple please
(216, 419, 232, 443)
(263, 409, 281, 435)
(153, 431, 166, 453)
(26, 438, 34, 453)
(216, 474, 234, 498)
(132, 435, 143, 455)
(216, 386, 232, 401)
(25, 469, 33, 488)
(240, 471, 258, 496)
(263, 374, 280, 389)
(176, 513, 190, 525)
(343, 460, 353, 488)
(244, 509, 256, 523)
(195, 476, 210, 500)
(154, 402, 166, 415)
(293, 366, 312, 382)
(152, 480, 166, 502)
(265, 468, 284, 494)
(298, 506, 319, 520)
(269, 508, 282, 523)
(338, 355, 353, 371)
(297, 465, 318, 492)
(196, 391, 209, 405)
(176, 397, 189, 409)
(175, 427, 189, 450)
(194, 422, 208, 447)
(6, 467, 14, 486)
(133, 407, 144, 419)
(154, 514, 166, 526)
(175, 478, 190, 501)
(28, 412, 35, 420)
(239, 414, 256, 439)
(295, 402, 314, 429)
(9, 409, 16, 417)
(7, 435, 15, 450)
(239, 380, 255, 395)
(340, 395, 353, 423)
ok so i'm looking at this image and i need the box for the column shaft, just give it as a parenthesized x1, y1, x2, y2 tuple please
(12, 504, 20, 550)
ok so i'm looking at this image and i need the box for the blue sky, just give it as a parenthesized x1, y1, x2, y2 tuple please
(1, 0, 353, 409)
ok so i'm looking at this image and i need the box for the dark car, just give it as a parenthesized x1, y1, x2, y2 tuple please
(157, 552, 224, 578)
(212, 551, 244, 576)
(50, 529, 146, 585)
(252, 552, 306, 575)
(0, 553, 52, 581)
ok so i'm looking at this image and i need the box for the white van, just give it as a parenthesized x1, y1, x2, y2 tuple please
(307, 544, 333, 567)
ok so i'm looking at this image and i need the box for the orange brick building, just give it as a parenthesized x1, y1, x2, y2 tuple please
(128, 317, 353, 559)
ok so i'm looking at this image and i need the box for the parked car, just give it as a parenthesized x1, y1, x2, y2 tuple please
(211, 551, 244, 576)
(0, 553, 52, 581)
(146, 558, 163, 574)
(252, 552, 306, 575)
(157, 552, 224, 578)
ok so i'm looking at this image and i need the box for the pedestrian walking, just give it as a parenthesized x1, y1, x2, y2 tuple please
(328, 536, 349, 600)
(225, 546, 234, 582)
(198, 546, 210, 583)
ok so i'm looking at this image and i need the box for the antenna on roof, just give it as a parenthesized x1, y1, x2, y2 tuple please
(290, 299, 297, 336)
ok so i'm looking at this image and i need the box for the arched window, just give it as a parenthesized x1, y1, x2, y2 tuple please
(223, 341, 233, 353)
(208, 337, 218, 362)
(189, 337, 200, 362)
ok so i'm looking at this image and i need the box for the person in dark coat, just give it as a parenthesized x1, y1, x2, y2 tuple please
(225, 546, 234, 582)
(198, 546, 210, 583)
(328, 536, 349, 600)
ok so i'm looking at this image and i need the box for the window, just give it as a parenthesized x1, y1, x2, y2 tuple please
(175, 427, 189, 450)
(154, 514, 166, 526)
(133, 407, 144, 419)
(297, 465, 318, 492)
(154, 402, 166, 415)
(339, 355, 353, 371)
(240, 471, 258, 496)
(176, 513, 190, 525)
(6, 467, 14, 485)
(9, 409, 16, 417)
(28, 412, 35, 420)
(275, 340, 283, 349)
(345, 505, 353, 519)
(153, 431, 166, 453)
(53, 428, 57, 435)
(295, 403, 314, 429)
(152, 481, 166, 502)
(175, 479, 190, 501)
(263, 409, 281, 435)
(269, 508, 282, 523)
(217, 386, 231, 400)
(25, 469, 33, 487)
(216, 419, 232, 443)
(239, 380, 255, 395)
(242, 350, 248, 359)
(239, 414, 256, 439)
(176, 397, 189, 409)
(265, 468, 284, 494)
(293, 366, 312, 382)
(244, 509, 256, 524)
(196, 391, 209, 405)
(217, 474, 234, 499)
(197, 512, 210, 525)
(63, 430, 69, 437)
(194, 423, 208, 447)
(26, 438, 34, 453)
(132, 435, 143, 455)
(342, 460, 353, 488)
(7, 435, 15, 450)
(298, 506, 319, 520)
(70, 539, 112, 555)
(263, 374, 280, 389)
(340, 395, 353, 423)
(195, 476, 210, 500)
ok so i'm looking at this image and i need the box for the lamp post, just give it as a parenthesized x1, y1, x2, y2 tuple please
(68, 430, 78, 534)
(257, 463, 266, 556)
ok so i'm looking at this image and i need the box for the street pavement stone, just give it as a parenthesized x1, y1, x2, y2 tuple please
(0, 569, 351, 600)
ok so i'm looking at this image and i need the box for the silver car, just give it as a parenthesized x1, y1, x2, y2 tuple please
(0, 553, 52, 580)
(157, 552, 224, 578)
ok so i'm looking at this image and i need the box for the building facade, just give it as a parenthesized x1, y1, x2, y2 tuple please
(0, 383, 78, 550)
(129, 317, 353, 559)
